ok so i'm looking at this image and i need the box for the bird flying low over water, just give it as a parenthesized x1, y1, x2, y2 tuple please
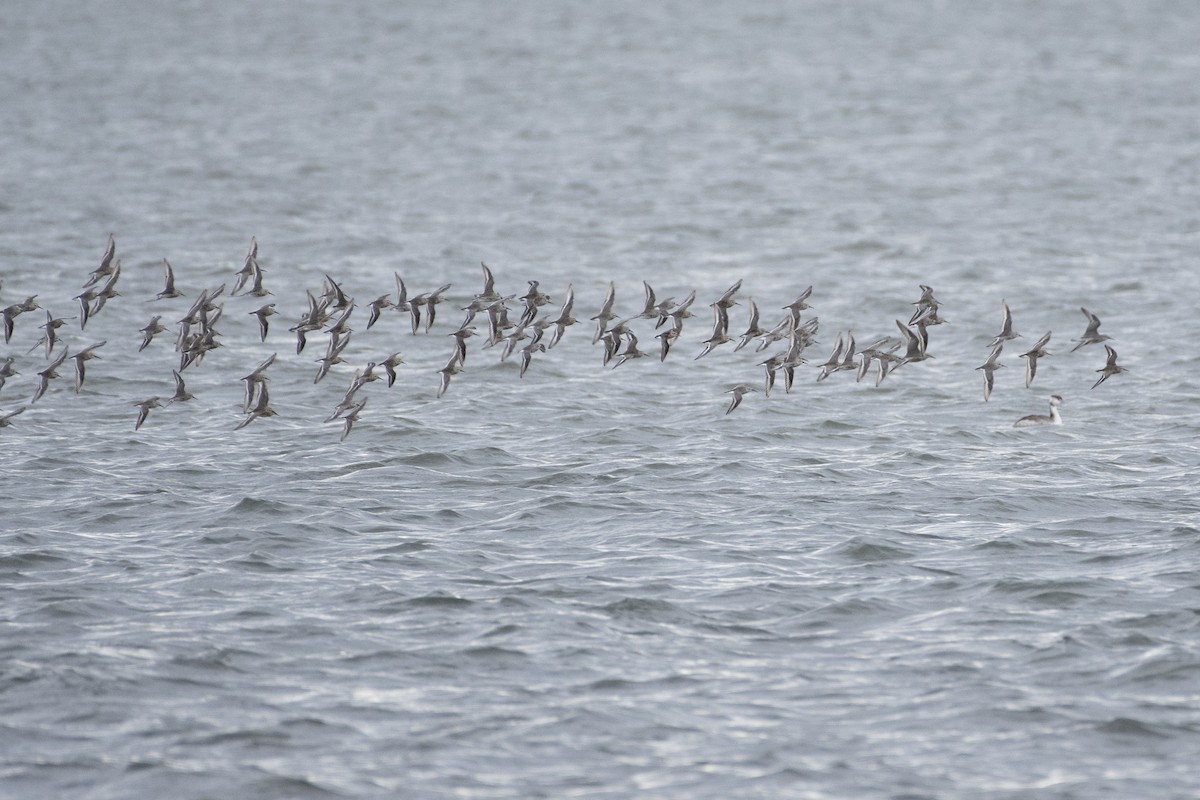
(1020, 330, 1051, 389)
(1, 242, 1139, 431)
(976, 343, 1005, 402)
(988, 300, 1020, 348)
(724, 383, 757, 415)
(1071, 307, 1111, 352)
(133, 397, 162, 430)
(1091, 345, 1126, 389)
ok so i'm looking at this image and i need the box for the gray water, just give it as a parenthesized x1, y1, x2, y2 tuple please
(3, 2, 1200, 798)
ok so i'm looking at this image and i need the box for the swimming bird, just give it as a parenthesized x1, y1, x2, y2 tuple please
(250, 303, 278, 342)
(153, 259, 184, 300)
(975, 343, 1005, 401)
(988, 300, 1020, 347)
(71, 341, 106, 393)
(724, 383, 757, 415)
(1092, 345, 1126, 389)
(134, 397, 162, 430)
(1019, 330, 1051, 388)
(1014, 394, 1064, 427)
(1071, 307, 1112, 352)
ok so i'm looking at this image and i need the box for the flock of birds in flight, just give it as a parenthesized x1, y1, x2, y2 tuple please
(0, 235, 1127, 437)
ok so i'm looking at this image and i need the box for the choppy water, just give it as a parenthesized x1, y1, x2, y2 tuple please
(3, 2, 1200, 798)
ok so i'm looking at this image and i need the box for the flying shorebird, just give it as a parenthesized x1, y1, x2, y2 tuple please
(71, 341, 106, 393)
(591, 282, 617, 344)
(338, 398, 367, 441)
(546, 284, 576, 348)
(1071, 307, 1112, 352)
(1091, 345, 1126, 389)
(988, 299, 1020, 347)
(366, 294, 392, 330)
(1019, 330, 1051, 388)
(724, 383, 757, 415)
(139, 315, 167, 352)
(734, 298, 767, 352)
(31, 347, 70, 404)
(249, 303, 277, 342)
(153, 259, 184, 300)
(133, 397, 162, 430)
(976, 343, 1005, 402)
(0, 406, 25, 429)
(235, 383, 277, 430)
(169, 370, 194, 403)
(436, 350, 463, 398)
(695, 305, 731, 359)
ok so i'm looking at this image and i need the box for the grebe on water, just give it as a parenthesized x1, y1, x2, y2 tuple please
(1014, 394, 1064, 427)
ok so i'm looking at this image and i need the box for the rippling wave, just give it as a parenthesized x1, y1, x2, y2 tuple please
(4, 1, 1200, 798)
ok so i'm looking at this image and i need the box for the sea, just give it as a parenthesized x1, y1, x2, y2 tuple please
(2, 2, 1200, 798)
